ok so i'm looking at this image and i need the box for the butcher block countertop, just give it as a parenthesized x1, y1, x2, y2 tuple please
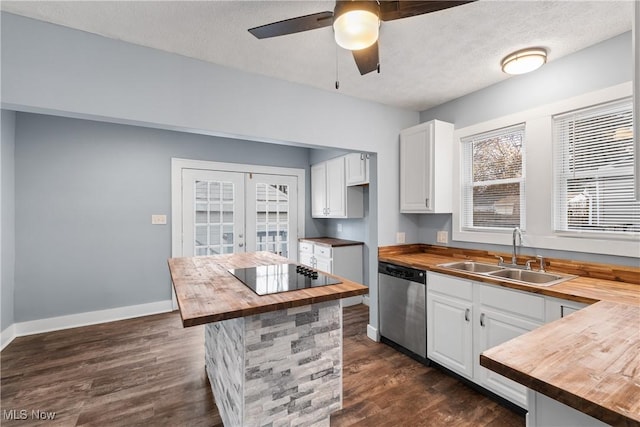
(299, 237, 364, 247)
(168, 251, 368, 327)
(378, 246, 639, 306)
(481, 301, 640, 426)
(379, 244, 640, 425)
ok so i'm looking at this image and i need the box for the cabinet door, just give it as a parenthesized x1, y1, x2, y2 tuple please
(345, 153, 368, 186)
(299, 252, 314, 268)
(315, 256, 332, 274)
(427, 292, 473, 379)
(476, 307, 541, 407)
(325, 157, 346, 217)
(311, 163, 327, 217)
(400, 122, 434, 212)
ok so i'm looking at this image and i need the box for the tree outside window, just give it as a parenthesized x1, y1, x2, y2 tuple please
(462, 125, 525, 230)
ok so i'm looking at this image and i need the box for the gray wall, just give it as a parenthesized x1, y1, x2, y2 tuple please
(13, 113, 312, 322)
(1, 12, 419, 247)
(418, 32, 637, 266)
(1, 13, 420, 332)
(1, 110, 16, 332)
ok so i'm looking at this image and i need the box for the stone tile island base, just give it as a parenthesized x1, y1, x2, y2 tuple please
(205, 300, 343, 427)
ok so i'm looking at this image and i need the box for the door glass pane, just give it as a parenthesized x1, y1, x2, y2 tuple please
(194, 179, 235, 255)
(209, 182, 221, 201)
(196, 181, 208, 201)
(195, 203, 208, 223)
(254, 183, 289, 257)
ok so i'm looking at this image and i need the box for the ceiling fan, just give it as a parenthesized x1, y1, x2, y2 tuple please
(248, 1, 476, 76)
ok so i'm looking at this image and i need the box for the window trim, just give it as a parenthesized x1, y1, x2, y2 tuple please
(452, 82, 638, 257)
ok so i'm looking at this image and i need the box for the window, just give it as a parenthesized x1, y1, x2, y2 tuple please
(461, 124, 525, 231)
(553, 98, 638, 236)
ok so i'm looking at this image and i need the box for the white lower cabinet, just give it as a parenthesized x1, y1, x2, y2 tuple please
(427, 273, 474, 379)
(528, 390, 608, 427)
(427, 272, 545, 409)
(299, 239, 364, 306)
(475, 283, 544, 408)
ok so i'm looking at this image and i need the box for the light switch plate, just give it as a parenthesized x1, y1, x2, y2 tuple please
(151, 214, 167, 225)
(437, 230, 448, 244)
(396, 232, 405, 244)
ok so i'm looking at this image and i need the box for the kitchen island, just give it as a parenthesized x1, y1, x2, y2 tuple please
(168, 252, 368, 427)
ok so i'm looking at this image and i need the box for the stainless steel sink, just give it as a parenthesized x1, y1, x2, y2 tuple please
(487, 269, 575, 286)
(439, 261, 505, 273)
(437, 261, 576, 287)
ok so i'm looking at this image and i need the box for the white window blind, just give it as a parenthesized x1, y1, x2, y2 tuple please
(553, 98, 638, 235)
(461, 124, 525, 231)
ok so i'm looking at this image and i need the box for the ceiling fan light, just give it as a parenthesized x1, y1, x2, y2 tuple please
(333, 9, 379, 51)
(501, 48, 547, 75)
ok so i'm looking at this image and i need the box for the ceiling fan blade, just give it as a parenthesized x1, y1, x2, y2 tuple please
(248, 11, 334, 39)
(352, 42, 379, 75)
(379, 0, 476, 21)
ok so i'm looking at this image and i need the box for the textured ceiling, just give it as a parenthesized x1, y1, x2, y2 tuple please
(1, 1, 633, 111)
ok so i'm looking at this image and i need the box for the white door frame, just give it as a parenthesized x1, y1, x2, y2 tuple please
(170, 158, 306, 308)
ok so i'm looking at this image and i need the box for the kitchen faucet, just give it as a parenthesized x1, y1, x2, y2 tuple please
(496, 227, 532, 270)
(512, 227, 523, 265)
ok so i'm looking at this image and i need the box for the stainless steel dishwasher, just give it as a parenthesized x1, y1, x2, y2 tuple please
(378, 261, 426, 359)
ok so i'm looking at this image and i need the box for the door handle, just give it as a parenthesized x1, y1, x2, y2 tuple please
(480, 313, 485, 327)
(238, 243, 244, 247)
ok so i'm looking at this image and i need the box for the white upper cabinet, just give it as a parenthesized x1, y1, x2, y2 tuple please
(345, 153, 370, 186)
(311, 162, 328, 217)
(311, 156, 364, 218)
(400, 120, 454, 213)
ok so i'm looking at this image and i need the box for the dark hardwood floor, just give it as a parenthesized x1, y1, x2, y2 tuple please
(1, 305, 524, 426)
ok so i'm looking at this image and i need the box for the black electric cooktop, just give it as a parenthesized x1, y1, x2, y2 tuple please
(228, 263, 342, 296)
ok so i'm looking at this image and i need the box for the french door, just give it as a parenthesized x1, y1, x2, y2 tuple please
(181, 169, 298, 259)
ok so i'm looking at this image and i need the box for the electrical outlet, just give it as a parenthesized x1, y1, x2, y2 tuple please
(337, 223, 343, 232)
(396, 232, 406, 244)
(151, 214, 167, 225)
(436, 230, 448, 244)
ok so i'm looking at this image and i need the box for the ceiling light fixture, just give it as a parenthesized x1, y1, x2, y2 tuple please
(333, 1, 380, 51)
(501, 48, 547, 75)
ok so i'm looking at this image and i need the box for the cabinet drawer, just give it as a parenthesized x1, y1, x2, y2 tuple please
(299, 241, 314, 254)
(314, 244, 332, 258)
(427, 272, 473, 301)
(478, 283, 545, 322)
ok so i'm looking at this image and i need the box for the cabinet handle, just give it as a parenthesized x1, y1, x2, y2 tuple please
(480, 313, 486, 327)
(464, 308, 470, 322)
(425, 198, 429, 207)
(360, 153, 364, 160)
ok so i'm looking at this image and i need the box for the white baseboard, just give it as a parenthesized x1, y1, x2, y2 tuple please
(366, 323, 379, 342)
(1, 300, 174, 351)
(1, 324, 16, 351)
